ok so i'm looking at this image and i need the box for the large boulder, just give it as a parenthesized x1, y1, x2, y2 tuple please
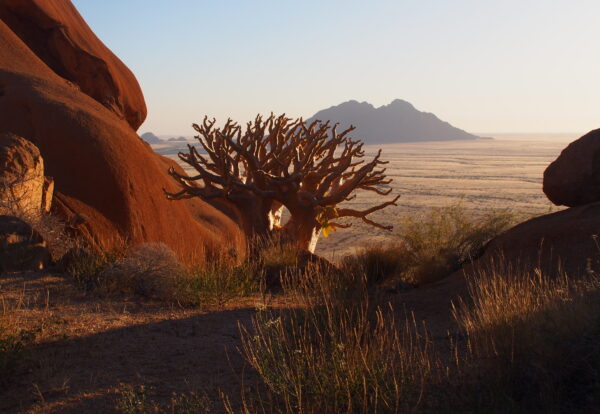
(0, 132, 53, 217)
(0, 3, 244, 263)
(543, 129, 600, 207)
(476, 202, 600, 277)
(0, 0, 146, 130)
(0, 215, 51, 272)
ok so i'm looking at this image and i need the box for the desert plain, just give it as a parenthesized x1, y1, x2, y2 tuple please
(158, 134, 574, 260)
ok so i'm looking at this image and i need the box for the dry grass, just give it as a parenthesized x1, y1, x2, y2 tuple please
(0, 289, 40, 388)
(341, 202, 515, 287)
(229, 258, 600, 413)
(64, 242, 265, 308)
(231, 264, 439, 414)
(452, 264, 600, 413)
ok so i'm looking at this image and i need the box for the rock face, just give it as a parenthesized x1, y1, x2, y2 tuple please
(478, 203, 600, 277)
(0, 1, 244, 262)
(0, 215, 51, 272)
(0, 0, 146, 130)
(0, 133, 52, 217)
(477, 130, 600, 277)
(543, 129, 600, 207)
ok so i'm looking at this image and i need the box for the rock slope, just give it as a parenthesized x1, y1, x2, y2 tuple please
(0, 1, 243, 262)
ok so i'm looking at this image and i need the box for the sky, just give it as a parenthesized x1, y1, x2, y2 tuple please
(72, 0, 600, 137)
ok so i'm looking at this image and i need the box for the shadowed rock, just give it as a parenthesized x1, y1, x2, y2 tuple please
(543, 128, 600, 207)
(0, 215, 50, 272)
(477, 202, 600, 277)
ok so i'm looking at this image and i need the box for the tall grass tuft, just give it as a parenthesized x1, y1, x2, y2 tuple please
(452, 265, 600, 413)
(236, 264, 439, 413)
(234, 256, 600, 413)
(399, 203, 514, 284)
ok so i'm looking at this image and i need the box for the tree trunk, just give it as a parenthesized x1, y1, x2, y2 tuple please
(283, 207, 321, 253)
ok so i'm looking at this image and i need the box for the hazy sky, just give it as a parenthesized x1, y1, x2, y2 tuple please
(72, 0, 599, 136)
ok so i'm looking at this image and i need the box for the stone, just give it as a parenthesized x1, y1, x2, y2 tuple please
(0, 133, 47, 217)
(543, 128, 600, 207)
(476, 202, 600, 277)
(0, 4, 244, 263)
(0, 215, 51, 272)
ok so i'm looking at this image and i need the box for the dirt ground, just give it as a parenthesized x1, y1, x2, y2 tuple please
(0, 269, 468, 414)
(2, 137, 572, 412)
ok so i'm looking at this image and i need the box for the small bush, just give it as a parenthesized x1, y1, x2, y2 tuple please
(342, 203, 515, 287)
(398, 203, 514, 284)
(65, 242, 265, 306)
(116, 384, 214, 414)
(100, 243, 184, 299)
(64, 247, 123, 292)
(178, 261, 261, 307)
(341, 242, 410, 286)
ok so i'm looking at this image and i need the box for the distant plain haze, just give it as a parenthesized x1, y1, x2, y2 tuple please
(72, 0, 599, 136)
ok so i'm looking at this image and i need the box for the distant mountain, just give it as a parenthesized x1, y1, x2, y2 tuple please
(307, 99, 482, 143)
(168, 136, 188, 142)
(140, 132, 162, 144)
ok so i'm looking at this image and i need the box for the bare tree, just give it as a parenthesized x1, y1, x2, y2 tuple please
(167, 114, 399, 252)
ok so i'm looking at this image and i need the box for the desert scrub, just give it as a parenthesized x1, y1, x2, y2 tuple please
(397, 202, 514, 284)
(237, 265, 439, 414)
(99, 243, 184, 299)
(0, 298, 37, 387)
(452, 266, 600, 413)
(63, 247, 123, 292)
(257, 240, 300, 284)
(65, 242, 265, 306)
(341, 242, 410, 287)
(116, 384, 214, 413)
(340, 203, 515, 287)
(178, 261, 262, 307)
